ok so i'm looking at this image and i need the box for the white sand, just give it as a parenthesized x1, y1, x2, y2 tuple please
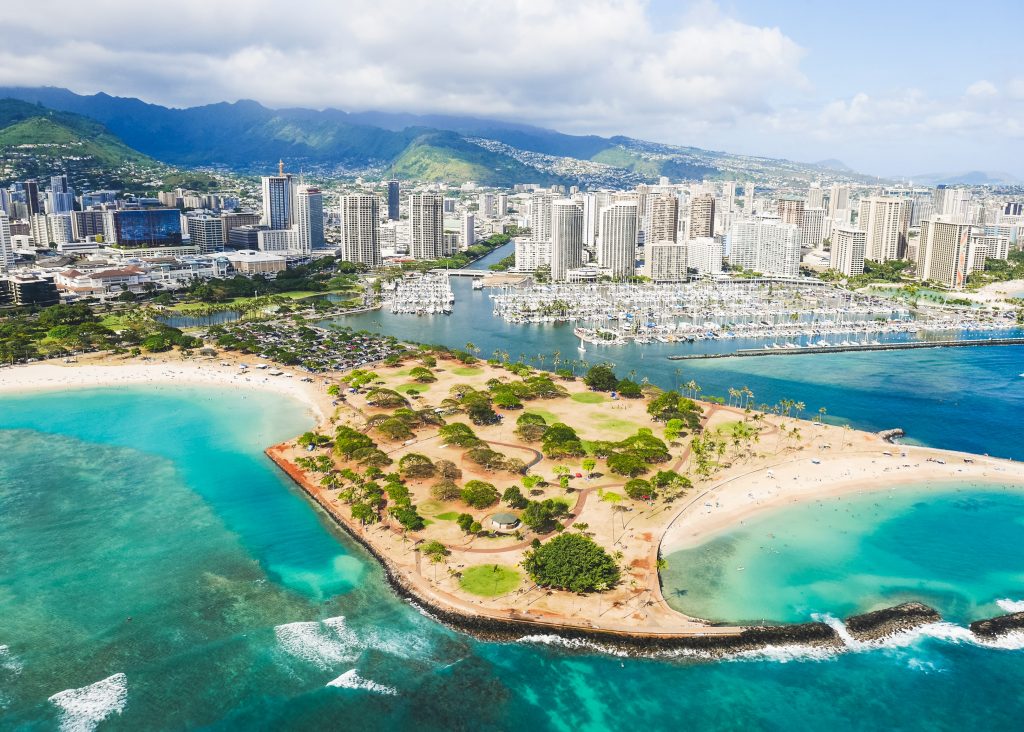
(0, 359, 331, 423)
(661, 443, 1024, 554)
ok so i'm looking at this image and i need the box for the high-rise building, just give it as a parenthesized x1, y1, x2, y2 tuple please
(688, 194, 715, 239)
(829, 226, 867, 276)
(21, 180, 41, 216)
(598, 201, 638, 279)
(461, 213, 476, 250)
(261, 163, 294, 229)
(220, 211, 261, 244)
(387, 179, 400, 221)
(257, 228, 299, 252)
(0, 214, 13, 272)
(643, 242, 687, 281)
(47, 175, 75, 214)
(728, 216, 800, 277)
(72, 210, 108, 241)
(186, 214, 225, 254)
(106, 209, 183, 249)
(477, 193, 496, 219)
(529, 193, 553, 241)
(29, 214, 51, 247)
(496, 194, 509, 217)
(687, 237, 723, 275)
(514, 239, 552, 272)
(858, 197, 910, 262)
(550, 199, 583, 282)
(800, 207, 827, 249)
(807, 183, 824, 210)
(228, 225, 266, 250)
(647, 194, 679, 244)
(339, 193, 381, 268)
(47, 214, 73, 245)
(776, 196, 805, 227)
(294, 185, 324, 254)
(721, 181, 736, 214)
(409, 192, 444, 260)
(828, 185, 849, 219)
(743, 183, 756, 215)
(917, 217, 979, 289)
(934, 186, 970, 218)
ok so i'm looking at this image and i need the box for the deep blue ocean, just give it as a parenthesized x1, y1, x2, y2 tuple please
(3, 247, 1024, 729)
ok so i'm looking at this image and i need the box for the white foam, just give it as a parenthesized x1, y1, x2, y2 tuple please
(728, 643, 838, 664)
(515, 634, 629, 658)
(996, 598, 1024, 613)
(325, 669, 397, 695)
(815, 613, 1024, 654)
(47, 673, 127, 732)
(0, 645, 22, 674)
(274, 616, 359, 669)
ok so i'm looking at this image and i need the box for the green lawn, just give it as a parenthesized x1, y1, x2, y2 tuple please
(592, 415, 640, 433)
(451, 366, 484, 376)
(571, 392, 605, 404)
(551, 496, 573, 512)
(395, 383, 430, 394)
(527, 409, 560, 424)
(459, 564, 521, 597)
(434, 511, 460, 521)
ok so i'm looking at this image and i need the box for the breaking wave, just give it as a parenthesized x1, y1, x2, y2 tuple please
(47, 673, 127, 732)
(274, 616, 359, 669)
(996, 598, 1024, 613)
(326, 669, 398, 695)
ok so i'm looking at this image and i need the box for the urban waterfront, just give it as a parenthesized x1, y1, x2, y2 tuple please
(332, 244, 1024, 461)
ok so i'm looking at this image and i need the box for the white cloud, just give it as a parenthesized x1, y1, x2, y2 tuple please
(0, 0, 805, 139)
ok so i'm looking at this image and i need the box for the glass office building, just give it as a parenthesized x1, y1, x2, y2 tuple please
(111, 209, 182, 249)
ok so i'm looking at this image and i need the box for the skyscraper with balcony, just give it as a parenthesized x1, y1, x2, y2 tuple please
(858, 197, 910, 262)
(409, 192, 444, 260)
(295, 185, 325, 254)
(598, 201, 638, 279)
(47, 175, 75, 214)
(0, 214, 13, 272)
(648, 194, 679, 244)
(339, 194, 381, 268)
(688, 194, 715, 239)
(550, 199, 583, 282)
(830, 226, 867, 276)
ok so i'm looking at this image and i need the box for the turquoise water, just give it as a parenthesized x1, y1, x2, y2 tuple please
(4, 386, 1024, 729)
(662, 484, 1024, 625)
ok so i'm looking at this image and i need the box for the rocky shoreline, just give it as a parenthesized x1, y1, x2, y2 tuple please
(844, 602, 941, 642)
(969, 612, 1024, 639)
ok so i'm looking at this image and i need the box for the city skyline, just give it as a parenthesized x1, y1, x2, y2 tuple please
(0, 0, 1020, 179)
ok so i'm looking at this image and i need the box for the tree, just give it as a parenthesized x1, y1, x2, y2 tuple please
(606, 451, 648, 477)
(584, 364, 618, 391)
(456, 513, 475, 533)
(389, 505, 425, 531)
(409, 366, 437, 383)
(615, 378, 643, 398)
(520, 499, 567, 533)
(522, 534, 620, 592)
(651, 470, 691, 493)
(582, 457, 597, 476)
(422, 540, 450, 562)
(431, 480, 461, 501)
(502, 485, 528, 509)
(351, 502, 378, 525)
(434, 458, 462, 481)
(461, 480, 500, 509)
(399, 453, 436, 480)
(663, 418, 686, 441)
(623, 478, 654, 500)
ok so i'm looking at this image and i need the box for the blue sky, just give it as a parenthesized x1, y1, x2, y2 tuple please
(0, 0, 1019, 179)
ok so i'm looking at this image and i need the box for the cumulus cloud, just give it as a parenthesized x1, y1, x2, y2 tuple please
(0, 0, 804, 139)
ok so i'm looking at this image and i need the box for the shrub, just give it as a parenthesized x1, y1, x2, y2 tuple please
(502, 486, 528, 509)
(584, 364, 618, 391)
(623, 478, 654, 500)
(615, 378, 643, 398)
(456, 513, 475, 532)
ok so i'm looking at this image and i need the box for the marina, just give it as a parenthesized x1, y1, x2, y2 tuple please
(385, 272, 455, 315)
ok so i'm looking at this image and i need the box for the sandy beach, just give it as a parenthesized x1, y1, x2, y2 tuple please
(970, 279, 1024, 303)
(660, 438, 1024, 555)
(0, 354, 334, 425)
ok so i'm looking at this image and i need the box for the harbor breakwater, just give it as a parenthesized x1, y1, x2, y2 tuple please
(667, 337, 1024, 360)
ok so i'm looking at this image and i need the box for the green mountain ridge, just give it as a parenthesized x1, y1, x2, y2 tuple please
(391, 131, 558, 186)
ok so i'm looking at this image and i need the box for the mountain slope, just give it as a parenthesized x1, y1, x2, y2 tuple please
(0, 87, 870, 186)
(391, 131, 557, 186)
(0, 98, 161, 185)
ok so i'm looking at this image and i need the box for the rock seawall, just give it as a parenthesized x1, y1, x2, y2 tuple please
(844, 602, 941, 642)
(969, 612, 1024, 638)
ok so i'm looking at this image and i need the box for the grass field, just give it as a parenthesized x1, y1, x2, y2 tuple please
(570, 392, 605, 404)
(451, 366, 484, 377)
(525, 409, 560, 424)
(434, 512, 460, 521)
(459, 564, 521, 597)
(396, 383, 430, 394)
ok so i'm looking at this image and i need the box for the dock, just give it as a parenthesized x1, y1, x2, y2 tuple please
(666, 337, 1024, 360)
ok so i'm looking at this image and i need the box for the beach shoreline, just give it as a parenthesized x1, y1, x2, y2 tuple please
(0, 354, 333, 425)
(6, 352, 1024, 649)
